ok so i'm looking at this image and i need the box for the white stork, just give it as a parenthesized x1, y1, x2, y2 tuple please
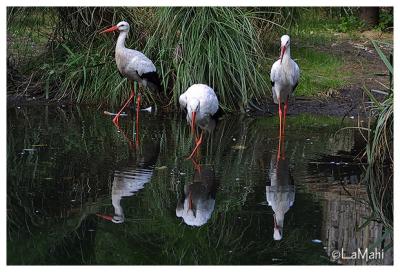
(270, 35, 300, 138)
(179, 84, 219, 159)
(100, 21, 161, 126)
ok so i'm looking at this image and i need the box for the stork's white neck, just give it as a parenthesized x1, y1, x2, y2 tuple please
(116, 31, 128, 50)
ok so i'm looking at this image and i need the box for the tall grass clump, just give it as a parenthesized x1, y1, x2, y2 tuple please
(364, 40, 393, 166)
(360, 40, 393, 248)
(145, 7, 271, 112)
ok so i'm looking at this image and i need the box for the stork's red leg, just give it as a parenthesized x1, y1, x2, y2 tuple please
(113, 82, 136, 126)
(186, 131, 203, 160)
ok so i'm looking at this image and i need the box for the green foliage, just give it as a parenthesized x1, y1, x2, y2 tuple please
(359, 40, 393, 251)
(7, 7, 56, 71)
(364, 40, 393, 165)
(335, 15, 365, 33)
(375, 9, 393, 32)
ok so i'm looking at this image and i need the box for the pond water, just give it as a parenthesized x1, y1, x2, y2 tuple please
(7, 105, 393, 265)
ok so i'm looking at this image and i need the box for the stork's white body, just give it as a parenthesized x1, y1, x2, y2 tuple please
(179, 84, 219, 125)
(115, 31, 158, 90)
(270, 36, 300, 104)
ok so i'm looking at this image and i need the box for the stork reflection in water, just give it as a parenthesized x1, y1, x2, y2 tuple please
(96, 136, 160, 223)
(176, 165, 218, 227)
(266, 134, 295, 240)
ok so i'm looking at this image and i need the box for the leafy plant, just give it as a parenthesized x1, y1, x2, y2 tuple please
(335, 15, 365, 33)
(375, 9, 393, 32)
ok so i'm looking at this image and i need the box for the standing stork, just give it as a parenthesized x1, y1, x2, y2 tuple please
(100, 21, 161, 127)
(270, 35, 300, 139)
(179, 84, 219, 160)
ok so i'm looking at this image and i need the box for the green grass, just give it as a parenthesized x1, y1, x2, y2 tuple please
(290, 8, 364, 43)
(291, 46, 348, 96)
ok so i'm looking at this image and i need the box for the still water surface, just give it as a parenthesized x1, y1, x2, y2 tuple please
(7, 105, 392, 265)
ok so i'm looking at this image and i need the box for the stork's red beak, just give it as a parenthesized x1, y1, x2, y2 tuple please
(279, 46, 286, 63)
(190, 111, 196, 136)
(100, 25, 118, 34)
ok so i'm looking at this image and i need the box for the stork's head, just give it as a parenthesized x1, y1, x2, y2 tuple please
(279, 34, 291, 63)
(100, 21, 130, 34)
(188, 99, 200, 115)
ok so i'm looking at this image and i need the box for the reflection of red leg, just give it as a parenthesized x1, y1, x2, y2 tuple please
(135, 94, 141, 148)
(191, 158, 201, 172)
(113, 116, 135, 149)
(96, 213, 113, 222)
(113, 83, 135, 126)
(283, 100, 288, 136)
(187, 131, 203, 160)
(277, 97, 282, 161)
(188, 191, 193, 210)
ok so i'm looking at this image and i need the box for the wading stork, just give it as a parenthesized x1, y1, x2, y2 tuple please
(100, 21, 161, 127)
(179, 84, 219, 159)
(270, 35, 300, 138)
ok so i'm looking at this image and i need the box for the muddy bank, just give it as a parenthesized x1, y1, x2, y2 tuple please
(251, 87, 386, 118)
(8, 86, 386, 119)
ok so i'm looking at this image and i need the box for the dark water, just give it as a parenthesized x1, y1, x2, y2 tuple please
(7, 105, 393, 265)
